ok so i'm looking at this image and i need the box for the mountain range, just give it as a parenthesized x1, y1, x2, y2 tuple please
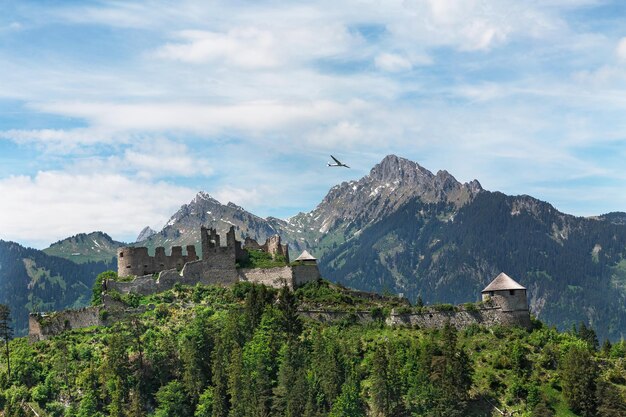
(2, 155, 626, 340)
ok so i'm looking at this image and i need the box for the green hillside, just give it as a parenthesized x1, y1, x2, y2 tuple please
(43, 232, 124, 266)
(0, 280, 624, 416)
(0, 240, 112, 335)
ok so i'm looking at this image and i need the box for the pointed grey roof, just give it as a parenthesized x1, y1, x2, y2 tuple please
(482, 272, 526, 292)
(294, 250, 316, 262)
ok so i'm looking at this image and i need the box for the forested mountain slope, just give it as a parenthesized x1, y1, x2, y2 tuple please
(0, 281, 624, 416)
(0, 240, 111, 335)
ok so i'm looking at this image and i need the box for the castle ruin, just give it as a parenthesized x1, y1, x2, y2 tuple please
(29, 225, 531, 341)
(110, 226, 314, 297)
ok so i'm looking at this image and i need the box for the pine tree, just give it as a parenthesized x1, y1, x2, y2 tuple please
(212, 334, 231, 417)
(369, 342, 404, 417)
(227, 345, 245, 417)
(154, 380, 192, 417)
(0, 304, 12, 380)
(277, 285, 302, 339)
(273, 341, 308, 417)
(196, 386, 214, 417)
(560, 344, 598, 417)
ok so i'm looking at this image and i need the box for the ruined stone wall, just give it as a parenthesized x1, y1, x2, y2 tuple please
(118, 245, 197, 277)
(28, 296, 152, 342)
(386, 307, 531, 329)
(244, 235, 289, 263)
(29, 296, 531, 342)
(29, 306, 103, 342)
(298, 309, 375, 324)
(109, 249, 239, 296)
(238, 266, 293, 288)
(201, 226, 221, 260)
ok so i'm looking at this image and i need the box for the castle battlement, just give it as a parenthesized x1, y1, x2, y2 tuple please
(118, 245, 198, 277)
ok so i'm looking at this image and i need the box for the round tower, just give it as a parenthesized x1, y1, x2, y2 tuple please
(481, 272, 528, 312)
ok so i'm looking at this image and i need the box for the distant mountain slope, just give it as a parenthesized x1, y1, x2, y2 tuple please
(0, 240, 111, 335)
(43, 231, 124, 265)
(596, 211, 626, 225)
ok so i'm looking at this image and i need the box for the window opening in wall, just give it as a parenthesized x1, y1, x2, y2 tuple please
(120, 253, 123, 258)
(489, 291, 494, 297)
(509, 290, 515, 295)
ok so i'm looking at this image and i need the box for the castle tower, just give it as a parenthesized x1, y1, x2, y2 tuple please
(226, 226, 237, 248)
(481, 272, 528, 312)
(201, 226, 220, 260)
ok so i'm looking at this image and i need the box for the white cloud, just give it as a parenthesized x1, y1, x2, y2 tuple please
(375, 53, 413, 72)
(24, 100, 362, 136)
(153, 21, 361, 69)
(122, 139, 214, 178)
(155, 28, 281, 68)
(616, 37, 626, 61)
(0, 171, 196, 247)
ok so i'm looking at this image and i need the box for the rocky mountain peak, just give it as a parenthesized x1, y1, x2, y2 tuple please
(194, 191, 220, 205)
(136, 226, 157, 242)
(369, 154, 434, 185)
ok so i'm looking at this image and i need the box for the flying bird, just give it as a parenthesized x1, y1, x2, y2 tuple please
(327, 155, 350, 168)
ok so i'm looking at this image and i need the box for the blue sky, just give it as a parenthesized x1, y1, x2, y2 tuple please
(2, 0, 626, 248)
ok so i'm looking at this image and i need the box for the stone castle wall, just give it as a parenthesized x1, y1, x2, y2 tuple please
(118, 245, 198, 277)
(386, 307, 531, 329)
(238, 266, 293, 288)
(29, 306, 102, 342)
(109, 261, 321, 296)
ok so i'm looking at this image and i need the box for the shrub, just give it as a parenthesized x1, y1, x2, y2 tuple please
(99, 310, 109, 321)
(464, 323, 482, 337)
(232, 281, 255, 300)
(394, 306, 412, 315)
(463, 302, 478, 312)
(155, 304, 170, 320)
(433, 303, 456, 312)
(122, 292, 141, 308)
(371, 307, 385, 322)
(92, 270, 117, 306)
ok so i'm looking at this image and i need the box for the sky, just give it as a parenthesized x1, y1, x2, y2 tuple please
(2, 0, 626, 248)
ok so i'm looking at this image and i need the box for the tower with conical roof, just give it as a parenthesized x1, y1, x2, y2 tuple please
(482, 272, 529, 314)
